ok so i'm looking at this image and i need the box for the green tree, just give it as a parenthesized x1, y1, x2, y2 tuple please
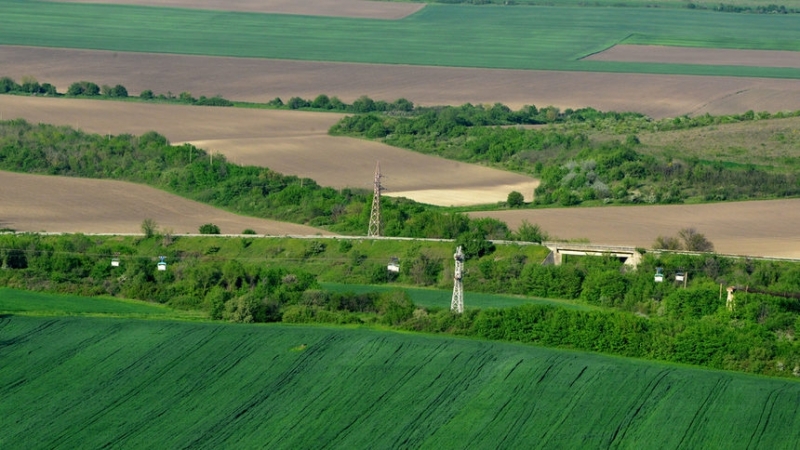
(178, 91, 195, 103)
(109, 84, 128, 98)
(456, 230, 495, 259)
(140, 89, 154, 100)
(0, 76, 19, 93)
(311, 94, 331, 109)
(287, 96, 309, 109)
(199, 223, 221, 234)
(679, 228, 714, 252)
(141, 218, 158, 238)
(507, 190, 524, 208)
(515, 220, 547, 243)
(67, 81, 100, 96)
(653, 235, 681, 250)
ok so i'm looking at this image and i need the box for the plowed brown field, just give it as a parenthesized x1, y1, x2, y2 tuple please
(0, 171, 332, 235)
(4, 46, 800, 119)
(0, 96, 538, 206)
(471, 200, 800, 258)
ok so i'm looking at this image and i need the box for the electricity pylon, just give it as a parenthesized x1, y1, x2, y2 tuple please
(367, 161, 382, 237)
(451, 246, 465, 313)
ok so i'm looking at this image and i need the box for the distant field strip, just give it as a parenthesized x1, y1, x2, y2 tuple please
(1, 2, 799, 77)
(4, 46, 800, 118)
(47, 0, 426, 18)
(320, 282, 593, 310)
(471, 199, 800, 259)
(588, 45, 800, 69)
(2, 316, 800, 448)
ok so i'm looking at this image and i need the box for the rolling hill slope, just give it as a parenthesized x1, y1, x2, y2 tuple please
(2, 315, 800, 449)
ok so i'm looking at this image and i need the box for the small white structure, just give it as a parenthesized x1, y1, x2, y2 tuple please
(726, 286, 736, 311)
(654, 267, 664, 283)
(387, 257, 400, 273)
(111, 256, 120, 267)
(157, 256, 167, 271)
(675, 272, 685, 282)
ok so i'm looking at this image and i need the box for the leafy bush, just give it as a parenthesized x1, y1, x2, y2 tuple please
(199, 223, 221, 235)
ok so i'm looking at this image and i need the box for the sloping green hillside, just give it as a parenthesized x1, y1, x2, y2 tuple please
(2, 315, 799, 449)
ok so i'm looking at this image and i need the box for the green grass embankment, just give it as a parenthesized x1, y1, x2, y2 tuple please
(0, 287, 203, 319)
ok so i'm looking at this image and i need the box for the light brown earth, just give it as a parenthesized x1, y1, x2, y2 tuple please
(47, 0, 426, 19)
(586, 45, 800, 70)
(0, 171, 333, 235)
(471, 199, 800, 259)
(0, 96, 539, 206)
(4, 46, 800, 119)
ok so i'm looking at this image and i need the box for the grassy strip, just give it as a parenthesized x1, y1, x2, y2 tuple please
(0, 287, 203, 319)
(0, 2, 797, 77)
(321, 282, 593, 310)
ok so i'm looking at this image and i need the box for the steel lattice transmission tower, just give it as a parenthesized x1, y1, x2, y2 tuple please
(451, 246, 465, 314)
(367, 161, 383, 237)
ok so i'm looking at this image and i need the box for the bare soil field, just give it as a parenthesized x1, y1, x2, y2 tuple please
(0, 96, 538, 206)
(0, 171, 332, 235)
(586, 45, 800, 70)
(47, 0, 425, 19)
(4, 46, 800, 119)
(471, 199, 800, 258)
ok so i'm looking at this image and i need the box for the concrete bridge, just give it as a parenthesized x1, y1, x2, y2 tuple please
(542, 242, 642, 267)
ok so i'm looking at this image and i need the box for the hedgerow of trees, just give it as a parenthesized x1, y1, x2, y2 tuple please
(3, 233, 800, 378)
(330, 104, 800, 206)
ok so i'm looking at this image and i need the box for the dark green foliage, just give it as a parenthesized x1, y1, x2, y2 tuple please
(198, 223, 221, 234)
(506, 190, 524, 207)
(455, 230, 495, 259)
(195, 95, 233, 106)
(0, 76, 19, 93)
(513, 220, 548, 243)
(67, 81, 100, 96)
(287, 96, 310, 109)
(663, 288, 723, 320)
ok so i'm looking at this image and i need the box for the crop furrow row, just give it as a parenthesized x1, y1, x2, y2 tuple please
(746, 385, 789, 450)
(607, 368, 674, 446)
(675, 377, 732, 450)
(537, 366, 607, 446)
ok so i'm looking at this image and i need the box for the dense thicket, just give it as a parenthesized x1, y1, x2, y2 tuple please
(331, 105, 800, 205)
(3, 233, 800, 378)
